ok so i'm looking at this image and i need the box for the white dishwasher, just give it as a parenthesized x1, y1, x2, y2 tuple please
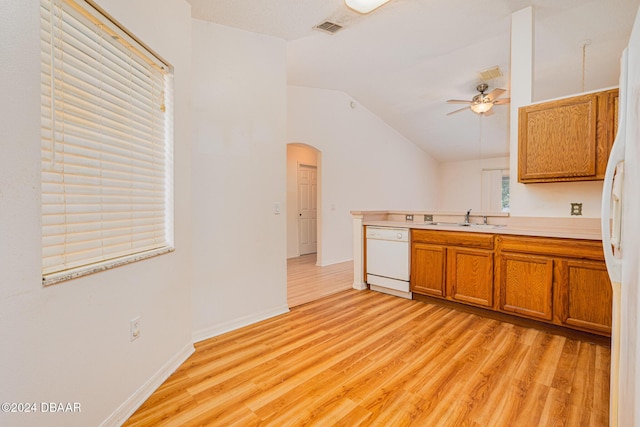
(366, 226, 411, 299)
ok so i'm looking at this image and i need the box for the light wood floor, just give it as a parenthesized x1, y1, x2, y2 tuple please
(125, 289, 610, 426)
(287, 254, 353, 308)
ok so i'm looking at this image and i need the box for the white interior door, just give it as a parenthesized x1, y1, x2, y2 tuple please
(298, 164, 317, 255)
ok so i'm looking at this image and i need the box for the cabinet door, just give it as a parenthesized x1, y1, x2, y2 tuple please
(448, 247, 493, 308)
(498, 252, 554, 321)
(518, 93, 598, 182)
(595, 89, 619, 177)
(411, 243, 445, 297)
(556, 259, 612, 335)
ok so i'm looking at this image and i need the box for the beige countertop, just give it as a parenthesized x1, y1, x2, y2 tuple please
(354, 211, 603, 241)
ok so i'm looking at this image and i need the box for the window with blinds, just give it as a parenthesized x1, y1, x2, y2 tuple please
(41, 0, 174, 285)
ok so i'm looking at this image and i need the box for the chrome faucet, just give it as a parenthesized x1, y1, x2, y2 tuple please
(465, 209, 472, 224)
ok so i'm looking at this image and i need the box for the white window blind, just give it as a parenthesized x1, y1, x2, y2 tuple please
(41, 0, 174, 285)
(481, 169, 509, 213)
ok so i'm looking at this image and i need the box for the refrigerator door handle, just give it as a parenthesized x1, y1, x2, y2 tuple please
(611, 162, 624, 251)
(601, 156, 622, 282)
(601, 50, 627, 284)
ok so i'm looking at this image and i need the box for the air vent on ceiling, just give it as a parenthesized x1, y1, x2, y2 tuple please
(478, 66, 503, 81)
(313, 21, 344, 34)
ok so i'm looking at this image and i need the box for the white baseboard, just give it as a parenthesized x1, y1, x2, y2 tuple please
(316, 258, 353, 267)
(100, 305, 290, 425)
(192, 304, 290, 343)
(100, 342, 195, 427)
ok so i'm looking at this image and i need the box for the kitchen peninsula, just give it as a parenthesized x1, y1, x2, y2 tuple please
(352, 210, 611, 338)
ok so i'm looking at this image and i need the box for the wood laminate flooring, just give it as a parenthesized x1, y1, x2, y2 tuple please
(287, 254, 353, 308)
(125, 289, 610, 426)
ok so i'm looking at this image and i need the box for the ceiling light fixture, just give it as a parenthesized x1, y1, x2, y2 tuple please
(345, 0, 391, 14)
(470, 102, 493, 114)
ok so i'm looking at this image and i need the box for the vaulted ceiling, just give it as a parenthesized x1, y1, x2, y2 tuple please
(185, 0, 639, 162)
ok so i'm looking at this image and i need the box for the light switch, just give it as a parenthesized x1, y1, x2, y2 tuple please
(130, 316, 141, 341)
(274, 203, 281, 215)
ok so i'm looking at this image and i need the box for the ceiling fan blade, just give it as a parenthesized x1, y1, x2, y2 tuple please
(446, 106, 471, 116)
(485, 88, 506, 102)
(493, 98, 511, 105)
(482, 108, 495, 116)
(446, 99, 472, 104)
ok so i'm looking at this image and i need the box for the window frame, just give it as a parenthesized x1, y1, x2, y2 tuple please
(40, 0, 175, 286)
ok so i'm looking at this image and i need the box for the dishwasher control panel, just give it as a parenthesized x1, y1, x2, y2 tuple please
(366, 227, 409, 242)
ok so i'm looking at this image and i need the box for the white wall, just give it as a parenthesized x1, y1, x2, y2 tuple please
(508, 6, 612, 219)
(287, 144, 318, 259)
(439, 157, 509, 212)
(510, 180, 604, 218)
(190, 21, 288, 340)
(288, 86, 440, 265)
(0, 1, 193, 426)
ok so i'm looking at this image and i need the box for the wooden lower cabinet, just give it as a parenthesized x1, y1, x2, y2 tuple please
(411, 243, 446, 297)
(496, 235, 612, 336)
(410, 230, 612, 337)
(497, 252, 553, 320)
(411, 230, 494, 309)
(555, 259, 613, 334)
(449, 247, 494, 307)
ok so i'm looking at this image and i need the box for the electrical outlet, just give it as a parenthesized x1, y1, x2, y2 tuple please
(424, 214, 433, 222)
(130, 316, 141, 341)
(570, 203, 583, 216)
(405, 214, 414, 221)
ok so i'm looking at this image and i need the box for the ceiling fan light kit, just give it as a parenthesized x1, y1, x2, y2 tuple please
(470, 102, 493, 114)
(345, 0, 391, 14)
(446, 83, 510, 116)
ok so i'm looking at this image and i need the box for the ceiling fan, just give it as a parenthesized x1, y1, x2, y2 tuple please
(446, 83, 510, 116)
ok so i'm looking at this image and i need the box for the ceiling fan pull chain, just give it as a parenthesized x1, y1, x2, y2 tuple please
(580, 39, 591, 93)
(582, 43, 586, 92)
(478, 114, 483, 159)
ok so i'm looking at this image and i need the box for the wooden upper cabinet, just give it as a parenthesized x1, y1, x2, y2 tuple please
(518, 88, 618, 183)
(598, 89, 619, 174)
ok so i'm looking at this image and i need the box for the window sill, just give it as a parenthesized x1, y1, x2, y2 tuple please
(42, 246, 175, 286)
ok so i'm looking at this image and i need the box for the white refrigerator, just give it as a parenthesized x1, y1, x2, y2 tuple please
(602, 6, 640, 426)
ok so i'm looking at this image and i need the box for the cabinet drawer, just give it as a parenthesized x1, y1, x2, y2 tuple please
(497, 235, 603, 261)
(412, 230, 494, 250)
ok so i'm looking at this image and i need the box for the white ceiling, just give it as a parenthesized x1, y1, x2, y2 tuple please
(186, 0, 639, 162)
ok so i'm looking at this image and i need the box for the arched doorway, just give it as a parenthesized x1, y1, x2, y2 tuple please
(286, 143, 321, 263)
